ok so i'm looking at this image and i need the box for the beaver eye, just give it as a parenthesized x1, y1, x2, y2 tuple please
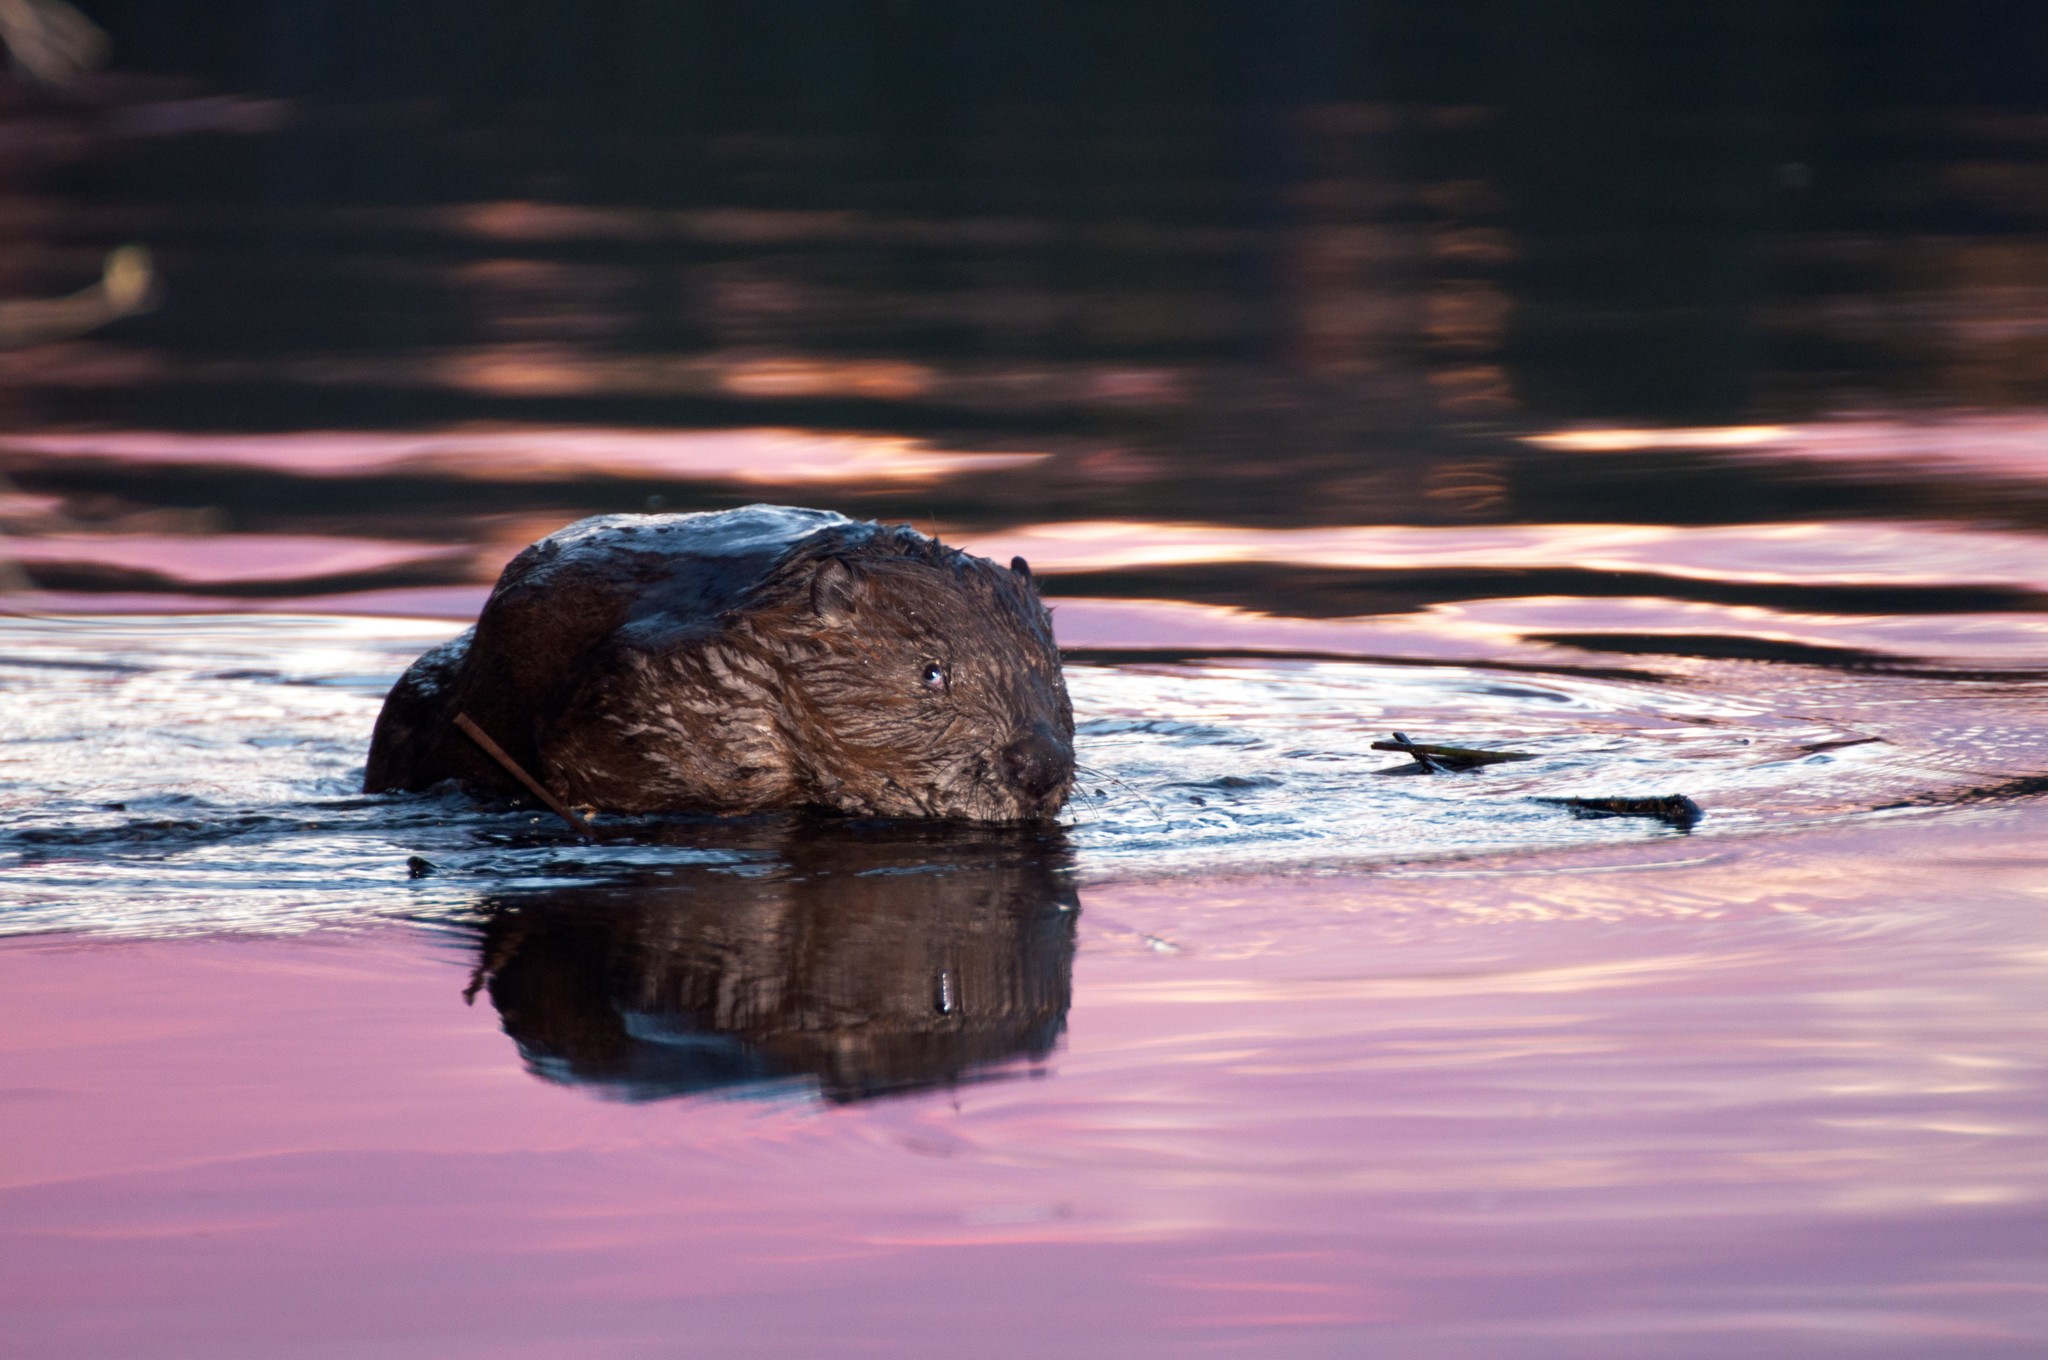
(919, 661, 949, 693)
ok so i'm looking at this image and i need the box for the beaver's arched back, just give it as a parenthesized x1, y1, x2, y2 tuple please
(368, 506, 857, 793)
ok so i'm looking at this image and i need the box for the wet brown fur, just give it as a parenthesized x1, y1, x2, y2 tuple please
(364, 507, 1074, 821)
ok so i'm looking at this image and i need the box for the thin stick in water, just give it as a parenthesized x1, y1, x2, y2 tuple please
(453, 711, 594, 838)
(1373, 736, 1536, 770)
(1388, 731, 1444, 774)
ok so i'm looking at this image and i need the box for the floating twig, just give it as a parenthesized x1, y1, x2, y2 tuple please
(1387, 731, 1443, 774)
(0, 244, 156, 348)
(1375, 733, 1536, 773)
(453, 711, 594, 838)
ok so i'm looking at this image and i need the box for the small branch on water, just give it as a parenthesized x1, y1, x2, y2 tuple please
(1375, 732, 1537, 774)
(1387, 731, 1442, 774)
(453, 711, 594, 839)
(1373, 729, 1703, 828)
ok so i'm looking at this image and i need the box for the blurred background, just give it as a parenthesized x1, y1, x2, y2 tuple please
(2, 0, 2047, 643)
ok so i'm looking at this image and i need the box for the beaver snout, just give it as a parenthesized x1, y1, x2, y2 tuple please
(1001, 721, 1073, 808)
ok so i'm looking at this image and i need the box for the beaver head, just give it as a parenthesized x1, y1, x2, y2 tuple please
(725, 522, 1075, 821)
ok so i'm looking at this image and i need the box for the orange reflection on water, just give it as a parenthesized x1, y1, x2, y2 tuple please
(1522, 425, 1793, 452)
(432, 347, 943, 403)
(716, 357, 934, 401)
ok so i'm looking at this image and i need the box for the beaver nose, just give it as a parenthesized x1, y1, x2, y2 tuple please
(1000, 722, 1070, 802)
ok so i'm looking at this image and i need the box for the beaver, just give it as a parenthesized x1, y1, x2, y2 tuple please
(364, 504, 1074, 821)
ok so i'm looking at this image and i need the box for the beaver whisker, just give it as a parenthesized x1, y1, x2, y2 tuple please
(1073, 761, 1172, 823)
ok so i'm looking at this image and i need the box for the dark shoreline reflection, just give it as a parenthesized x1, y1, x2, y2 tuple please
(465, 821, 1078, 1104)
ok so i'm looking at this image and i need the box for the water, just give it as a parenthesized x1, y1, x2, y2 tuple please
(5, 14, 2048, 1356)
(5, 603, 2041, 937)
(5, 540, 2044, 1360)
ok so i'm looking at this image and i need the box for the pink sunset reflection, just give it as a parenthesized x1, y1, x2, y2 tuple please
(4, 807, 2045, 1358)
(959, 518, 2048, 590)
(0, 427, 1046, 483)
(0, 533, 468, 584)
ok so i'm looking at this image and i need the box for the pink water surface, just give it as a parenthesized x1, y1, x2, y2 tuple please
(0, 533, 467, 585)
(5, 806, 2044, 1359)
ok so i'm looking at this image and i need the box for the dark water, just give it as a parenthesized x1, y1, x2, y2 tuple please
(3, 13, 2048, 1357)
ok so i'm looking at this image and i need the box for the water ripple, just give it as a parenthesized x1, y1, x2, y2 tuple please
(2, 614, 2042, 938)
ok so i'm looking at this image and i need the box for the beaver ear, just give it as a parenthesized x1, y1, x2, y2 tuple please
(811, 558, 863, 622)
(1010, 556, 1033, 585)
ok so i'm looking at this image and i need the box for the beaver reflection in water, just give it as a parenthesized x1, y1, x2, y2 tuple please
(469, 822, 1078, 1103)
(365, 505, 1074, 820)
